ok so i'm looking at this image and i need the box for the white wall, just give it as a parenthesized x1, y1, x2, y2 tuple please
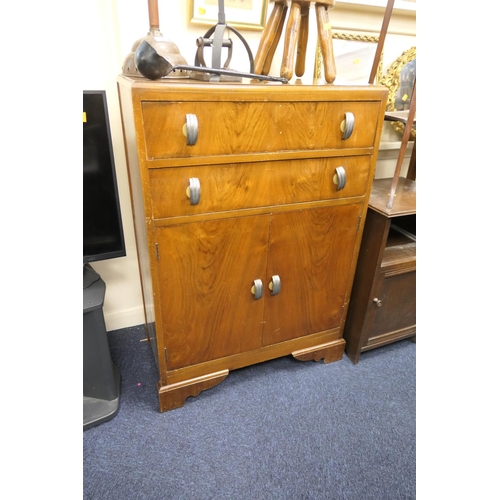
(83, 0, 416, 332)
(83, 1, 144, 331)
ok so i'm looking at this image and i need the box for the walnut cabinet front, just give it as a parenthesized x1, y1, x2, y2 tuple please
(117, 76, 388, 412)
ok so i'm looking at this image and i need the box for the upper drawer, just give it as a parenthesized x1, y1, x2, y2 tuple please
(149, 155, 371, 219)
(141, 100, 381, 161)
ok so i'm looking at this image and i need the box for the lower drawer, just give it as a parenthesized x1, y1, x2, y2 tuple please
(149, 155, 371, 218)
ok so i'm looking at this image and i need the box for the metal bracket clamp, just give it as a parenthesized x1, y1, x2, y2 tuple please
(193, 0, 255, 75)
(196, 36, 233, 70)
(341, 112, 355, 140)
(333, 166, 346, 190)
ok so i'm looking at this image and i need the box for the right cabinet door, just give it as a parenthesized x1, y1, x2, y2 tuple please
(262, 204, 362, 346)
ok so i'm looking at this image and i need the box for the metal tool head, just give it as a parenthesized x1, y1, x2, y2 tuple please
(126, 36, 189, 80)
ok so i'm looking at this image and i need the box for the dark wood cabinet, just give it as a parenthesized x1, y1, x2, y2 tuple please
(343, 177, 416, 364)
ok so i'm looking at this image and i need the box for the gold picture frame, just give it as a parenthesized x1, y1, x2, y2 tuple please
(189, 0, 268, 31)
(379, 46, 416, 136)
(314, 32, 384, 83)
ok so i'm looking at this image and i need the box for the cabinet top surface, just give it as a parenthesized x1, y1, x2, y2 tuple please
(369, 178, 416, 217)
(117, 75, 388, 100)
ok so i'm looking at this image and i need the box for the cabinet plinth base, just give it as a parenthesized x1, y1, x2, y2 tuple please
(157, 339, 346, 411)
(158, 370, 229, 412)
(292, 339, 346, 364)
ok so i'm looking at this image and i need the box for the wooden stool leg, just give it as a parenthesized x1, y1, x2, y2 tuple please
(315, 3, 336, 83)
(262, 3, 288, 75)
(295, 4, 310, 77)
(254, 1, 287, 75)
(280, 1, 302, 80)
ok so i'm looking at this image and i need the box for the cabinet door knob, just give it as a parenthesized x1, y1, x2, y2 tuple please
(183, 114, 198, 145)
(340, 112, 354, 140)
(251, 279, 263, 300)
(269, 275, 281, 296)
(333, 166, 346, 190)
(373, 298, 382, 307)
(186, 177, 201, 205)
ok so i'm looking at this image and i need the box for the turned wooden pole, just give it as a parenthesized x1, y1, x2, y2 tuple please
(148, 0, 160, 32)
(369, 0, 395, 84)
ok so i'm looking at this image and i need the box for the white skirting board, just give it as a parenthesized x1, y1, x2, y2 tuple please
(103, 305, 146, 333)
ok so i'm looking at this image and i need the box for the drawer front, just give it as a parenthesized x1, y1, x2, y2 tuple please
(142, 101, 381, 160)
(149, 155, 371, 219)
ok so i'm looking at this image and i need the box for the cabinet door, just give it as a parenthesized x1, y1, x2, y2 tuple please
(155, 216, 269, 370)
(263, 204, 362, 346)
(369, 270, 416, 340)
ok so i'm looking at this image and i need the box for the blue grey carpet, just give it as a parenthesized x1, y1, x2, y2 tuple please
(83, 325, 416, 499)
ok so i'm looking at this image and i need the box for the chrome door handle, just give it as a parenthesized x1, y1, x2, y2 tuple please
(251, 279, 263, 300)
(186, 177, 201, 205)
(184, 114, 198, 145)
(341, 112, 354, 140)
(333, 166, 346, 190)
(269, 275, 281, 296)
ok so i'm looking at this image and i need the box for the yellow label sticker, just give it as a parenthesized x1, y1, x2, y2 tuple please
(353, 58, 360, 65)
(83, 112, 87, 123)
(198, 7, 206, 15)
(402, 94, 408, 101)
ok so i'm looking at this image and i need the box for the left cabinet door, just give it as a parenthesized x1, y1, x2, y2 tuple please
(155, 215, 270, 370)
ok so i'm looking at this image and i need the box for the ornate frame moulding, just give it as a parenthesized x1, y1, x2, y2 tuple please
(378, 46, 416, 137)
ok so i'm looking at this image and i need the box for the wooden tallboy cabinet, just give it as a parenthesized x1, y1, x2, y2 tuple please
(117, 75, 388, 412)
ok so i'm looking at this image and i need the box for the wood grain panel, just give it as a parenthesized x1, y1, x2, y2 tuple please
(149, 156, 371, 218)
(155, 215, 269, 370)
(263, 204, 362, 345)
(142, 101, 381, 160)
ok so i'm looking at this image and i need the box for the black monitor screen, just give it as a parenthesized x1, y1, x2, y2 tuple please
(83, 91, 126, 263)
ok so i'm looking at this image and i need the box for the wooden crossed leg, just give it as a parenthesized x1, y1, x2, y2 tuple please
(254, 0, 336, 83)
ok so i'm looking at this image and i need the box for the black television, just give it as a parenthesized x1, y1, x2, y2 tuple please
(83, 90, 126, 268)
(83, 94, 124, 428)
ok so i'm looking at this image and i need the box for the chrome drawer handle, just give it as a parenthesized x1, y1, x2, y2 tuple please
(184, 114, 198, 145)
(269, 275, 281, 296)
(341, 112, 354, 140)
(333, 166, 346, 190)
(373, 298, 382, 307)
(186, 177, 201, 205)
(251, 279, 263, 300)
